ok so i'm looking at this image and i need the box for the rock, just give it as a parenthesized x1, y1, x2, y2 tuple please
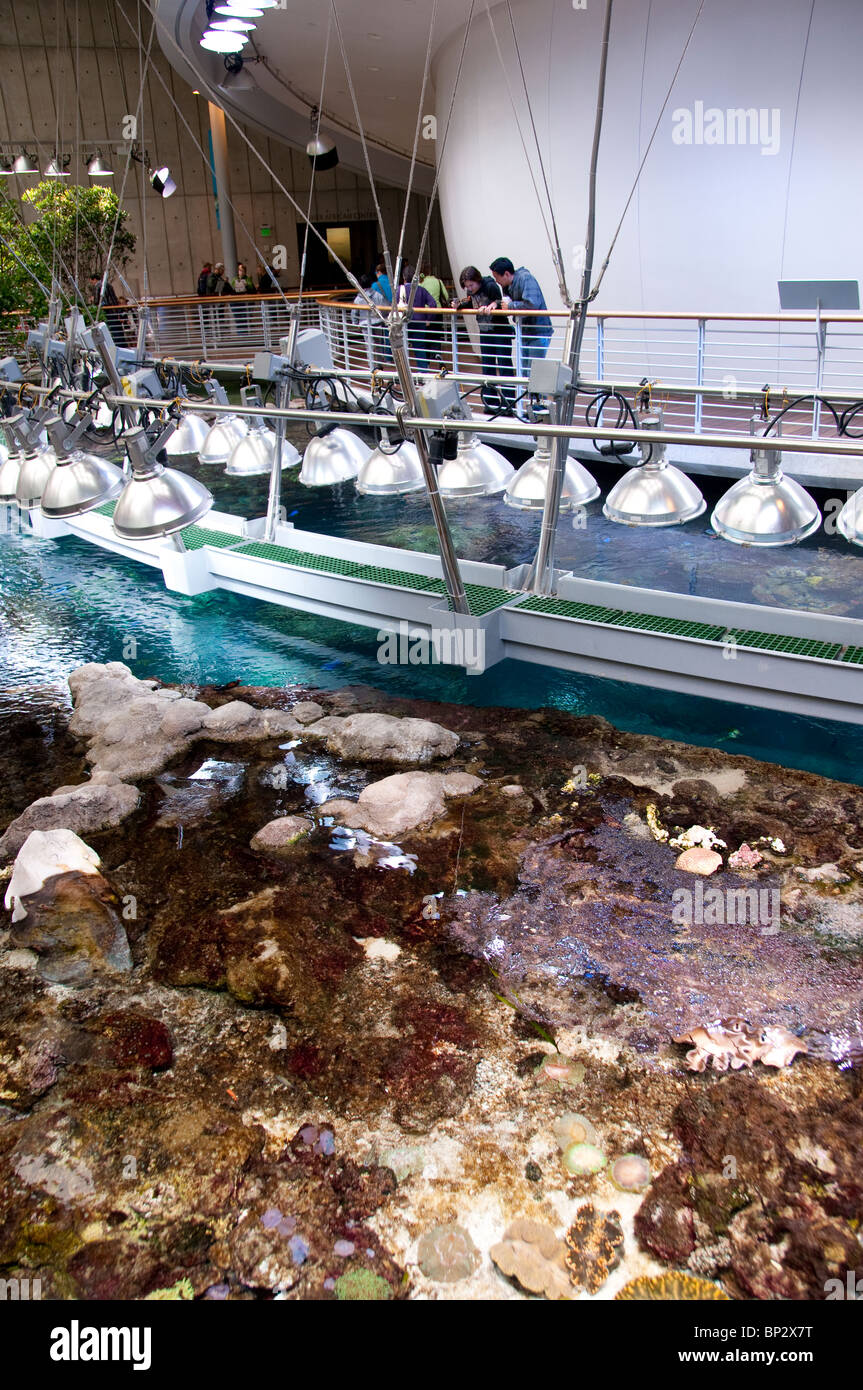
(675, 847, 722, 876)
(201, 701, 261, 734)
(8, 870, 132, 984)
(158, 698, 209, 738)
(321, 770, 481, 839)
(84, 1011, 174, 1070)
(292, 701, 325, 725)
(728, 842, 763, 870)
(501, 784, 525, 797)
(0, 783, 140, 863)
(4, 829, 101, 922)
(250, 816, 314, 853)
(795, 862, 850, 885)
(313, 712, 459, 764)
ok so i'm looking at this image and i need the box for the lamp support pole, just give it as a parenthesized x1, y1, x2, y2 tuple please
(525, 0, 613, 595)
(208, 102, 238, 280)
(388, 314, 470, 616)
(264, 375, 288, 543)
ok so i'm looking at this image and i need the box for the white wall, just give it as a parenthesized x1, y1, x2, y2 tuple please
(433, 0, 863, 314)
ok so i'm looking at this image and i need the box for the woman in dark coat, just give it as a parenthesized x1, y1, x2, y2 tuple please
(455, 265, 515, 411)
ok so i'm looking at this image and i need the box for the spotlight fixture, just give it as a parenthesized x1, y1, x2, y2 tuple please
(306, 106, 338, 171)
(355, 436, 425, 495)
(86, 152, 114, 177)
(198, 382, 249, 464)
(438, 433, 515, 497)
(603, 413, 705, 527)
(150, 166, 176, 198)
(40, 416, 124, 518)
(299, 425, 371, 486)
(43, 155, 71, 178)
(224, 388, 300, 476)
(12, 151, 38, 175)
(164, 410, 212, 459)
(711, 416, 821, 546)
(113, 423, 213, 539)
(218, 53, 256, 93)
(504, 437, 599, 511)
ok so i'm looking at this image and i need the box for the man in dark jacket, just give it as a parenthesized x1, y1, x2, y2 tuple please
(197, 263, 212, 297)
(488, 256, 553, 376)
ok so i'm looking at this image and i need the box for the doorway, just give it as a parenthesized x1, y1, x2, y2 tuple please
(296, 220, 380, 288)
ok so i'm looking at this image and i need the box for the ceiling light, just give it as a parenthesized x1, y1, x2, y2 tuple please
(87, 152, 114, 176)
(43, 155, 70, 178)
(306, 105, 338, 171)
(12, 151, 38, 174)
(200, 28, 248, 53)
(150, 166, 177, 198)
(215, 4, 264, 14)
(210, 17, 257, 30)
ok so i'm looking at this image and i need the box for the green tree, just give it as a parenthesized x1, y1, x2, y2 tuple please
(0, 181, 136, 323)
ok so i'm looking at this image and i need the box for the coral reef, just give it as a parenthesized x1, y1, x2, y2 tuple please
(417, 1225, 480, 1282)
(564, 1204, 624, 1293)
(490, 1219, 572, 1300)
(673, 1019, 807, 1072)
(616, 1273, 730, 1300)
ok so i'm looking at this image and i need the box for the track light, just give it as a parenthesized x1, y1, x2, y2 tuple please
(87, 152, 114, 177)
(306, 106, 338, 171)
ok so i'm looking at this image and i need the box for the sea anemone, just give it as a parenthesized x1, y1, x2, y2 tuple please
(535, 1054, 586, 1089)
(616, 1273, 730, 1300)
(552, 1113, 598, 1151)
(562, 1141, 607, 1176)
(417, 1224, 480, 1282)
(610, 1153, 652, 1193)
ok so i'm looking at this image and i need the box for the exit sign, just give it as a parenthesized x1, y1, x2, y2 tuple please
(260, 226, 272, 237)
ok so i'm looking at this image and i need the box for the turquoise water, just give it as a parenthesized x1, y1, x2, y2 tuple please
(1, 497, 861, 783)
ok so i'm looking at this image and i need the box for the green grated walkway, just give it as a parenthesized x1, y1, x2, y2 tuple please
(515, 593, 859, 666)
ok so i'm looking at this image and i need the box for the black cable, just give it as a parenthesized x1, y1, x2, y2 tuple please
(585, 388, 640, 458)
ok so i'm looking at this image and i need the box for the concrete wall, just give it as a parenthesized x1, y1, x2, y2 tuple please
(433, 0, 863, 314)
(0, 0, 443, 299)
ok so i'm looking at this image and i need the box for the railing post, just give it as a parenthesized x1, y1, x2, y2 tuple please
(695, 317, 705, 433)
(813, 308, 825, 438)
(514, 318, 525, 418)
(450, 309, 459, 373)
(596, 315, 605, 380)
(342, 309, 350, 371)
(197, 303, 208, 358)
(262, 299, 272, 350)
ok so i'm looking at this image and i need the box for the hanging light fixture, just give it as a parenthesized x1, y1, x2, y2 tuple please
(12, 151, 38, 175)
(299, 425, 371, 486)
(43, 155, 71, 178)
(113, 424, 213, 539)
(150, 166, 176, 198)
(198, 410, 249, 465)
(0, 421, 22, 501)
(218, 53, 256, 92)
(224, 388, 300, 475)
(86, 152, 114, 177)
(164, 410, 212, 458)
(200, 28, 248, 53)
(13, 418, 59, 507)
(838, 489, 863, 547)
(40, 416, 124, 518)
(438, 433, 515, 497)
(306, 106, 338, 171)
(504, 436, 599, 510)
(215, 3, 264, 13)
(355, 435, 425, 496)
(210, 17, 257, 31)
(711, 416, 820, 546)
(603, 413, 705, 527)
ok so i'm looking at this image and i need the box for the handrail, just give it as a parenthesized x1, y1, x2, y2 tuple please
(321, 295, 863, 323)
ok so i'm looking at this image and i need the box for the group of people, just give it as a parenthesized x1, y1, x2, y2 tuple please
(351, 255, 553, 408)
(195, 261, 281, 298)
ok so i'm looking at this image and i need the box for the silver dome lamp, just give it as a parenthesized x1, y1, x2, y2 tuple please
(12, 413, 59, 506)
(0, 416, 23, 501)
(355, 432, 425, 496)
(711, 415, 821, 545)
(438, 432, 515, 497)
(604, 412, 705, 526)
(113, 422, 213, 539)
(504, 434, 599, 510)
(299, 423, 372, 486)
(164, 403, 212, 459)
(837, 488, 863, 548)
(40, 414, 124, 517)
(225, 385, 300, 476)
(198, 380, 249, 465)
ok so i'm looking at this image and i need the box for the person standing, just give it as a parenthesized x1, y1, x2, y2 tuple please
(351, 272, 386, 368)
(487, 256, 553, 376)
(232, 261, 253, 334)
(372, 257, 392, 306)
(455, 265, 516, 412)
(197, 262, 212, 298)
(397, 263, 437, 373)
(421, 263, 450, 365)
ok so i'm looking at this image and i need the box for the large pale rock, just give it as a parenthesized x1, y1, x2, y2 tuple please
(310, 712, 459, 765)
(4, 829, 101, 922)
(291, 701, 325, 725)
(250, 815, 314, 853)
(8, 869, 132, 984)
(321, 770, 481, 839)
(0, 781, 140, 862)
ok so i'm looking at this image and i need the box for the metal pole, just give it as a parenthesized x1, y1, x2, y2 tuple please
(208, 102, 238, 280)
(264, 376, 287, 542)
(89, 321, 135, 431)
(388, 314, 470, 615)
(525, 0, 614, 595)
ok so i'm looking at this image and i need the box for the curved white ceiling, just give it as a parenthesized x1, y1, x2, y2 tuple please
(153, 0, 475, 192)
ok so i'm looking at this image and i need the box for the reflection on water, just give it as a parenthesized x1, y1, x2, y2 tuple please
(1, 442, 862, 786)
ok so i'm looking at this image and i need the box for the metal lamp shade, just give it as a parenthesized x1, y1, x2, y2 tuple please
(711, 473, 821, 546)
(504, 441, 600, 510)
(15, 446, 58, 506)
(299, 428, 372, 486)
(40, 452, 125, 518)
(604, 461, 706, 527)
(112, 464, 213, 540)
(198, 414, 249, 465)
(165, 412, 212, 458)
(438, 434, 515, 497)
(225, 426, 300, 477)
(0, 452, 21, 502)
(837, 488, 863, 548)
(355, 440, 425, 496)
